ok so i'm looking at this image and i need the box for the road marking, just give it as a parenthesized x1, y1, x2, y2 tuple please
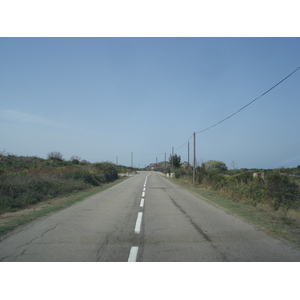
(142, 191, 145, 197)
(134, 212, 143, 234)
(143, 187, 146, 192)
(140, 198, 144, 207)
(128, 246, 138, 262)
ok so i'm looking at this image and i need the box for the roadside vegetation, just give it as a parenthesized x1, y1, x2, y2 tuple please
(0, 180, 125, 237)
(167, 155, 300, 246)
(0, 151, 136, 214)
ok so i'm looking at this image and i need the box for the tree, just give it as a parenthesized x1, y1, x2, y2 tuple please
(169, 154, 181, 169)
(47, 151, 64, 161)
(204, 160, 227, 172)
(70, 155, 81, 164)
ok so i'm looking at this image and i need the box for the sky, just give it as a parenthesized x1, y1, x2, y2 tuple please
(1, 37, 300, 169)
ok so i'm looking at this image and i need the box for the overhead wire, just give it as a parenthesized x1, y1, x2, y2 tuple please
(195, 66, 300, 134)
(171, 66, 300, 160)
(135, 152, 166, 156)
(133, 66, 300, 165)
(174, 133, 194, 150)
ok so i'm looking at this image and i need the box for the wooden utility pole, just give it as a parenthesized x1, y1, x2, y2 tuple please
(193, 132, 196, 184)
(172, 147, 174, 172)
(188, 141, 190, 165)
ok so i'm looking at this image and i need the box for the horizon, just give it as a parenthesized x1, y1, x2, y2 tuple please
(1, 150, 300, 171)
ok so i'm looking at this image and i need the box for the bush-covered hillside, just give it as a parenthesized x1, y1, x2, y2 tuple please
(0, 153, 134, 213)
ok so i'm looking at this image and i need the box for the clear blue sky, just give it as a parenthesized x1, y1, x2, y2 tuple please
(1, 37, 300, 169)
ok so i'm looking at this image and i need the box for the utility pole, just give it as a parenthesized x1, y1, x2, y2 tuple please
(172, 147, 174, 172)
(116, 156, 118, 165)
(131, 152, 133, 168)
(164, 153, 166, 174)
(188, 142, 190, 165)
(193, 132, 196, 184)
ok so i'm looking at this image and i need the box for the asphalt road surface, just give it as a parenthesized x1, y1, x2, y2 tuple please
(1, 171, 300, 262)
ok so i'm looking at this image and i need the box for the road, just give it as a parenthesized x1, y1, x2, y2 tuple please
(1, 171, 300, 262)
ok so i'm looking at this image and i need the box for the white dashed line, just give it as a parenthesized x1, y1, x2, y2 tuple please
(128, 246, 138, 262)
(140, 198, 144, 207)
(128, 174, 150, 262)
(134, 212, 143, 234)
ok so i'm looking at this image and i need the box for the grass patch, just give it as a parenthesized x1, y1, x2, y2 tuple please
(0, 178, 126, 238)
(166, 176, 300, 247)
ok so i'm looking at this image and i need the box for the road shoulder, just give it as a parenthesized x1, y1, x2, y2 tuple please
(164, 175, 300, 248)
(0, 178, 127, 240)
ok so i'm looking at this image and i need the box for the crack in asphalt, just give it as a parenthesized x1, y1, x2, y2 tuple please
(39, 223, 60, 239)
(96, 235, 110, 262)
(0, 223, 60, 261)
(96, 199, 140, 262)
(168, 196, 212, 242)
(168, 195, 228, 261)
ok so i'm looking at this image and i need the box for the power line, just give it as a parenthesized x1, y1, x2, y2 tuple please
(170, 66, 299, 168)
(174, 133, 194, 150)
(196, 66, 300, 134)
(135, 152, 165, 156)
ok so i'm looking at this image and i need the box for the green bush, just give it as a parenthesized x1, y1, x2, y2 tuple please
(204, 160, 228, 172)
(0, 173, 90, 211)
(94, 162, 118, 182)
(236, 181, 265, 206)
(265, 173, 300, 210)
(192, 168, 300, 210)
(175, 168, 186, 178)
(0, 155, 122, 212)
(233, 172, 253, 184)
(66, 169, 102, 186)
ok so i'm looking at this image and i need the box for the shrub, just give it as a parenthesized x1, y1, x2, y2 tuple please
(176, 162, 300, 212)
(0, 173, 90, 211)
(175, 168, 186, 178)
(265, 173, 300, 210)
(204, 160, 228, 172)
(236, 181, 265, 206)
(94, 162, 118, 182)
(47, 151, 64, 161)
(66, 169, 102, 186)
(0, 155, 121, 212)
(233, 172, 253, 184)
